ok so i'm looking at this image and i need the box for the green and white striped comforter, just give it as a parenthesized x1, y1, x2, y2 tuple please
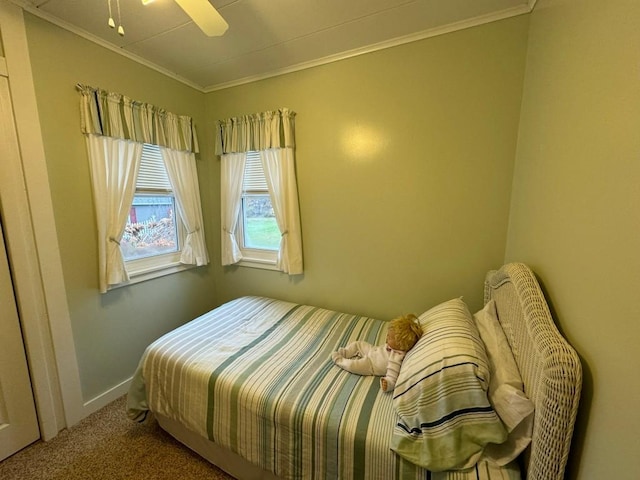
(128, 296, 520, 480)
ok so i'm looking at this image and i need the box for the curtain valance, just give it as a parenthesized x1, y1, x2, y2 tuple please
(215, 108, 295, 155)
(76, 84, 199, 153)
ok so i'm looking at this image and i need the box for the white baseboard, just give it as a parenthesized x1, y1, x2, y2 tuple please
(81, 377, 133, 418)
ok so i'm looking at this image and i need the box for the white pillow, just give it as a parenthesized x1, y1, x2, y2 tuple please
(473, 300, 535, 465)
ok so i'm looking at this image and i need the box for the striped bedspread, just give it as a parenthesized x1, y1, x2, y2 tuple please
(127, 296, 520, 480)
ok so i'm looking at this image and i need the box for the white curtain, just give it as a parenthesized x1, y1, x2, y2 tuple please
(159, 146, 209, 266)
(220, 152, 247, 265)
(85, 134, 142, 293)
(260, 148, 303, 274)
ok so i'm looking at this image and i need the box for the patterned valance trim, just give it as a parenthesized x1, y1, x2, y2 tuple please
(76, 84, 199, 153)
(215, 108, 295, 155)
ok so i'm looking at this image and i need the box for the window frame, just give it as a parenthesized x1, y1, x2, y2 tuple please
(235, 152, 279, 270)
(124, 191, 186, 272)
(112, 144, 191, 288)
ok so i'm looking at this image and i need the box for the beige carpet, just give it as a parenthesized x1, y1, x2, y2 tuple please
(0, 396, 235, 479)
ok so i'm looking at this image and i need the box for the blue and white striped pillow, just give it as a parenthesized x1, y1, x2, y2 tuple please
(390, 298, 507, 471)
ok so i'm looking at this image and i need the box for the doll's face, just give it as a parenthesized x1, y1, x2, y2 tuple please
(386, 328, 402, 351)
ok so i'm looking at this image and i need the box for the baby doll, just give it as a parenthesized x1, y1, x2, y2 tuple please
(331, 314, 422, 392)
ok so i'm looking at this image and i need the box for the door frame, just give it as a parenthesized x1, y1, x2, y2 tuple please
(0, 2, 84, 439)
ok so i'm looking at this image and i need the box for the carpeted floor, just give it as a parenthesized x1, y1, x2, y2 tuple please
(0, 395, 235, 479)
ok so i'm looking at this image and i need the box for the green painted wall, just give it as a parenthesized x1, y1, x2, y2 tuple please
(206, 15, 529, 320)
(24, 14, 218, 401)
(506, 0, 640, 478)
(23, 8, 531, 426)
(22, 3, 640, 475)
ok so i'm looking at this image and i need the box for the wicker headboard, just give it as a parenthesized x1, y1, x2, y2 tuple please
(484, 263, 581, 480)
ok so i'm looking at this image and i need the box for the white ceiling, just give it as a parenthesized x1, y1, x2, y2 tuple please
(16, 0, 534, 92)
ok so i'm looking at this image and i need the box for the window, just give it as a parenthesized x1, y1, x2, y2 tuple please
(120, 144, 184, 277)
(220, 146, 302, 275)
(237, 152, 279, 265)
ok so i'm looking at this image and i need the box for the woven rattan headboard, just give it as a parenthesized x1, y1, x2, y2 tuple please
(484, 263, 581, 480)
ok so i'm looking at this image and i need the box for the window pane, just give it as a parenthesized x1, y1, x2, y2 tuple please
(121, 195, 178, 260)
(242, 196, 280, 250)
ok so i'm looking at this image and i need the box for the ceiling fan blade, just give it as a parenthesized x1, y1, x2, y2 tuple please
(174, 0, 229, 37)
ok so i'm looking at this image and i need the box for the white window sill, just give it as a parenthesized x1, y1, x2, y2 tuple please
(108, 261, 194, 290)
(237, 258, 279, 271)
(233, 247, 279, 271)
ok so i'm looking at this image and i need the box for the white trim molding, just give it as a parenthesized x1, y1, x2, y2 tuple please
(83, 377, 133, 416)
(204, 4, 533, 92)
(0, 1, 84, 437)
(11, 0, 204, 91)
(14, 0, 534, 93)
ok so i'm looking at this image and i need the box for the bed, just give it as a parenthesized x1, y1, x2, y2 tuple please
(127, 263, 581, 479)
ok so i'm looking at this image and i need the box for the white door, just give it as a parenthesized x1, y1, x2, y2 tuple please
(0, 75, 40, 461)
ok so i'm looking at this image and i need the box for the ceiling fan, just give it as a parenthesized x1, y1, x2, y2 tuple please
(108, 0, 229, 37)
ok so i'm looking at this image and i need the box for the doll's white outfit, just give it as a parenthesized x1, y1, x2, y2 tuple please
(331, 340, 406, 391)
